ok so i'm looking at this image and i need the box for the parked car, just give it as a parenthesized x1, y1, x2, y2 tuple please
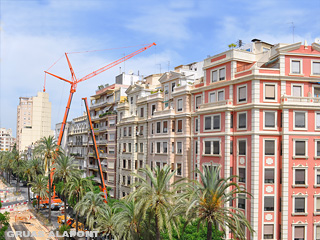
(51, 203, 61, 210)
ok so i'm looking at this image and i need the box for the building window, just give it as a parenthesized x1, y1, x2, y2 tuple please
(219, 68, 226, 81)
(316, 169, 320, 185)
(294, 197, 305, 213)
(238, 140, 246, 155)
(195, 96, 201, 109)
(315, 197, 320, 212)
(316, 113, 320, 130)
(264, 111, 276, 128)
(151, 142, 153, 153)
(163, 142, 168, 153)
(264, 196, 274, 211)
(204, 140, 220, 155)
(209, 92, 216, 103)
(211, 70, 217, 82)
(265, 140, 275, 156)
(239, 168, 246, 183)
(151, 123, 154, 134)
(128, 143, 132, 152)
(265, 169, 274, 183)
(176, 163, 182, 176)
(171, 82, 176, 92)
(123, 127, 127, 136)
(217, 90, 224, 101)
(231, 113, 233, 128)
(156, 122, 161, 133)
(177, 142, 182, 154)
(140, 143, 143, 152)
(163, 121, 168, 133)
(294, 140, 306, 157)
(238, 112, 247, 129)
(140, 107, 144, 117)
(135, 143, 138, 152)
(172, 142, 174, 153)
(177, 120, 183, 133)
(292, 85, 302, 97)
(264, 84, 276, 100)
(291, 60, 301, 74)
(177, 99, 183, 111)
(123, 160, 126, 169)
(140, 125, 144, 135)
(317, 141, 320, 156)
(151, 105, 156, 116)
(238, 85, 247, 103)
(238, 194, 246, 209)
(313, 61, 320, 75)
(294, 226, 305, 240)
(195, 118, 199, 132)
(204, 114, 220, 131)
(294, 112, 306, 129)
(156, 142, 161, 153)
(264, 224, 274, 239)
(294, 169, 306, 185)
(195, 141, 198, 154)
(172, 120, 175, 132)
(128, 127, 132, 136)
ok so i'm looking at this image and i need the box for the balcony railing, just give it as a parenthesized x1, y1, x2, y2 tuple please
(153, 108, 175, 117)
(198, 99, 231, 110)
(281, 95, 320, 104)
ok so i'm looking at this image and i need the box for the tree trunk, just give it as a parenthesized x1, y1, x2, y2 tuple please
(207, 221, 213, 240)
(37, 195, 40, 212)
(75, 194, 79, 238)
(16, 175, 19, 193)
(27, 184, 30, 203)
(155, 215, 160, 240)
(48, 162, 51, 224)
(64, 178, 67, 240)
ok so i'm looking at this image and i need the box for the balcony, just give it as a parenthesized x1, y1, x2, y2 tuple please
(153, 108, 175, 117)
(198, 99, 231, 110)
(173, 84, 193, 93)
(88, 164, 98, 169)
(117, 102, 129, 109)
(97, 139, 108, 144)
(281, 95, 320, 106)
(148, 92, 163, 101)
(123, 115, 139, 122)
(100, 153, 107, 158)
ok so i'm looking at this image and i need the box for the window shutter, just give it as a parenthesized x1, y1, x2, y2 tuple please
(294, 226, 304, 238)
(212, 71, 217, 82)
(293, 86, 302, 97)
(265, 85, 275, 99)
(264, 224, 273, 234)
(218, 91, 224, 101)
(219, 68, 225, 80)
(295, 112, 305, 127)
(316, 226, 320, 239)
(265, 112, 275, 127)
(210, 92, 216, 102)
(292, 61, 301, 74)
(239, 86, 246, 101)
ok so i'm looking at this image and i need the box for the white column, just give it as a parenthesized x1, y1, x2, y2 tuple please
(251, 108, 260, 240)
(281, 109, 289, 240)
(280, 55, 285, 76)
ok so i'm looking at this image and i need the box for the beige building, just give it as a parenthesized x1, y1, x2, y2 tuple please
(16, 92, 53, 152)
(0, 128, 15, 151)
(116, 73, 161, 198)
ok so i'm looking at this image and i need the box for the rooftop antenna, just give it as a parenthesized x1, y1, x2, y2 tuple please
(157, 63, 161, 74)
(289, 22, 295, 43)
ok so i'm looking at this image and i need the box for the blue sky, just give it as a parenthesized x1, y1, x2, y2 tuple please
(1, 0, 320, 137)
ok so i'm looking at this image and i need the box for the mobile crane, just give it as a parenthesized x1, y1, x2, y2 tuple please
(42, 43, 156, 203)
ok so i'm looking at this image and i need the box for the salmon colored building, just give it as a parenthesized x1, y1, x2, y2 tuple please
(190, 40, 320, 239)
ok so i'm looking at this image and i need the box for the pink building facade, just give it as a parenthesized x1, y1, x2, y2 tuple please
(191, 40, 320, 239)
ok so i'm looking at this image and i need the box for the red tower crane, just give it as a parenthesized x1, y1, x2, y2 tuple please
(44, 43, 156, 200)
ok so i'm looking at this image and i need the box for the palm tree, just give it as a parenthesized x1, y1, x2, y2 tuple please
(130, 165, 182, 240)
(20, 160, 33, 202)
(182, 165, 254, 240)
(112, 198, 144, 240)
(66, 176, 93, 235)
(31, 175, 48, 212)
(34, 136, 60, 223)
(96, 202, 116, 240)
(74, 192, 107, 230)
(53, 154, 81, 226)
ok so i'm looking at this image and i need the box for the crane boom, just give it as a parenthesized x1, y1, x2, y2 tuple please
(77, 43, 156, 84)
(82, 97, 108, 200)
